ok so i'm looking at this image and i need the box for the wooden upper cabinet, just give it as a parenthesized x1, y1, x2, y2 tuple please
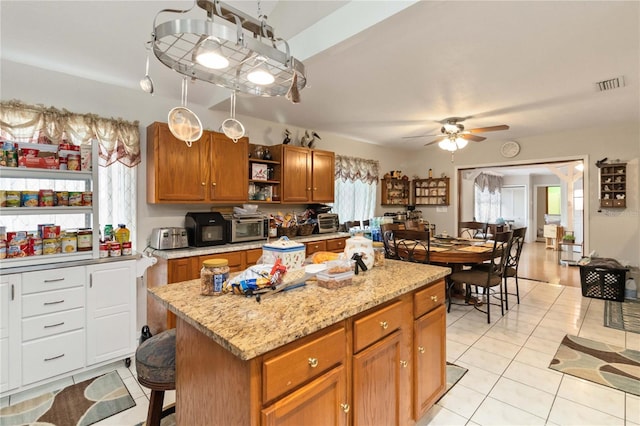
(146, 122, 248, 204)
(281, 145, 334, 203)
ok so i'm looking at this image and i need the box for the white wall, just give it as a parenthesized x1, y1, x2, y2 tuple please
(3, 60, 639, 267)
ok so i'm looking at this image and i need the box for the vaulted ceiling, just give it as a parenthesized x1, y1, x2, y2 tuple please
(2, 1, 638, 150)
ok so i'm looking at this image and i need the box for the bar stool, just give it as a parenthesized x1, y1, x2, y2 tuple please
(135, 328, 176, 426)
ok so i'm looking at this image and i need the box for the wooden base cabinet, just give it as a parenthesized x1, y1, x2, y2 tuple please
(413, 305, 446, 418)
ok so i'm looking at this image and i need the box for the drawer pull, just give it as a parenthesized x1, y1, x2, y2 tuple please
(44, 278, 65, 283)
(44, 300, 64, 306)
(400, 360, 408, 368)
(431, 295, 438, 302)
(308, 357, 319, 368)
(380, 321, 388, 330)
(44, 354, 65, 362)
(341, 403, 350, 413)
(418, 346, 425, 354)
(44, 322, 65, 329)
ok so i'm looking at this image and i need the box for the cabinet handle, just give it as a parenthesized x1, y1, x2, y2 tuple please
(11, 284, 14, 301)
(44, 322, 65, 329)
(380, 321, 388, 330)
(307, 187, 311, 191)
(313, 187, 317, 191)
(201, 182, 205, 186)
(431, 295, 438, 302)
(341, 403, 350, 413)
(400, 360, 408, 368)
(44, 278, 65, 283)
(44, 354, 65, 362)
(308, 357, 319, 368)
(44, 300, 64, 305)
(418, 346, 425, 354)
(212, 182, 217, 186)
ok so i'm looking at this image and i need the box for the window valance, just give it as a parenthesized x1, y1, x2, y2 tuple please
(474, 172, 503, 193)
(335, 155, 379, 184)
(0, 100, 140, 167)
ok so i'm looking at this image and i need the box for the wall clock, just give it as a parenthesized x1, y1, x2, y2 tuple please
(500, 141, 520, 158)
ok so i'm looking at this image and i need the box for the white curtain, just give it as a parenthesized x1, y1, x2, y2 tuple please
(474, 173, 503, 223)
(333, 155, 378, 223)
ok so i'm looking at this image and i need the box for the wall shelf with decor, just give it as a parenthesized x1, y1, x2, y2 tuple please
(248, 144, 281, 203)
(413, 177, 450, 206)
(381, 178, 410, 205)
(599, 163, 626, 208)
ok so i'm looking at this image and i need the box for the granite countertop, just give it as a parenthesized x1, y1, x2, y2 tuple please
(147, 232, 351, 260)
(148, 259, 450, 360)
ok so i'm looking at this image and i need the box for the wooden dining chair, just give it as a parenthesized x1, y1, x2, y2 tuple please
(345, 220, 360, 230)
(393, 229, 431, 264)
(404, 219, 423, 230)
(503, 227, 527, 310)
(380, 223, 404, 259)
(459, 221, 489, 239)
(447, 231, 513, 323)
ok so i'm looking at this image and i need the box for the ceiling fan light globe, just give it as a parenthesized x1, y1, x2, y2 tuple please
(455, 138, 468, 149)
(438, 139, 457, 152)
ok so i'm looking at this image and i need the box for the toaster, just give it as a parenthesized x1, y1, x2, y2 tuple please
(149, 227, 189, 250)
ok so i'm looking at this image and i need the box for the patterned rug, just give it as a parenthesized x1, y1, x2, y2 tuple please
(604, 299, 640, 334)
(549, 334, 640, 396)
(0, 371, 135, 426)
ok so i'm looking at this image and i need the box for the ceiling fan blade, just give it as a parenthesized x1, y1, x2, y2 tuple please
(402, 133, 442, 139)
(424, 137, 447, 146)
(460, 134, 486, 142)
(467, 125, 510, 133)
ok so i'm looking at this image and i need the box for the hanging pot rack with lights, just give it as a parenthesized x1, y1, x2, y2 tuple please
(150, 0, 307, 98)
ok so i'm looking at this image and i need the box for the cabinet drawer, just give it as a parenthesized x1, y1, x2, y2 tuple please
(263, 326, 345, 403)
(353, 301, 403, 353)
(22, 308, 85, 342)
(413, 280, 445, 318)
(22, 266, 85, 294)
(200, 251, 244, 272)
(305, 240, 327, 256)
(22, 287, 85, 318)
(326, 238, 347, 252)
(22, 329, 85, 385)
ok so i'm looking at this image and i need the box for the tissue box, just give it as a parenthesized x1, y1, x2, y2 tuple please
(262, 237, 305, 271)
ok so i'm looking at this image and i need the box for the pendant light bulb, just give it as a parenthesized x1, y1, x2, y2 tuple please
(195, 37, 229, 70)
(247, 56, 274, 85)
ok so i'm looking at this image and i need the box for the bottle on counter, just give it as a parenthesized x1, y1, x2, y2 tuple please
(114, 224, 130, 243)
(625, 277, 637, 300)
(103, 224, 113, 242)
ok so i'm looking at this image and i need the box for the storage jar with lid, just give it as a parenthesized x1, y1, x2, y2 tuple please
(344, 234, 374, 270)
(372, 241, 385, 267)
(201, 258, 230, 296)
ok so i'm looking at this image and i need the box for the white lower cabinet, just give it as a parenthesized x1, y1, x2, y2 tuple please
(86, 260, 137, 366)
(1, 259, 137, 397)
(0, 274, 21, 393)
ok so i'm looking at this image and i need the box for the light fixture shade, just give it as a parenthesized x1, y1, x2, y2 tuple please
(439, 139, 457, 152)
(455, 137, 468, 149)
(195, 37, 229, 69)
(247, 68, 275, 85)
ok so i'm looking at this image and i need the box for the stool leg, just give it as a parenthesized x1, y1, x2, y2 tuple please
(147, 389, 165, 426)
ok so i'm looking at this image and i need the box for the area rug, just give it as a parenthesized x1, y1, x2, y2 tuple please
(604, 299, 640, 334)
(549, 334, 640, 396)
(0, 371, 135, 426)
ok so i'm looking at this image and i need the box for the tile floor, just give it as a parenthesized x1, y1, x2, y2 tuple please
(2, 278, 639, 425)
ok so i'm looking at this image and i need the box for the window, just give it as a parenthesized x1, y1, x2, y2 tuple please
(332, 156, 378, 223)
(547, 186, 561, 214)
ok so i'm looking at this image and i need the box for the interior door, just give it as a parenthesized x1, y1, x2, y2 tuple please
(501, 186, 526, 228)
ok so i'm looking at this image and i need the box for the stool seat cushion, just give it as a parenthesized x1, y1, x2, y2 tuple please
(136, 328, 176, 385)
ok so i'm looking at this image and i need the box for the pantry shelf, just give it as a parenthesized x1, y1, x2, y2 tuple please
(0, 166, 92, 181)
(0, 206, 94, 216)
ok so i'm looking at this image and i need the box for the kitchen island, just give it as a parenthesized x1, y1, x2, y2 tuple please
(149, 259, 450, 425)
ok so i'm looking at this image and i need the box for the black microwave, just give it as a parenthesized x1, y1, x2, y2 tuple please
(185, 212, 228, 247)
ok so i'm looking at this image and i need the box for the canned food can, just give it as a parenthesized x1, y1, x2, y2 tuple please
(21, 191, 38, 207)
(0, 240, 6, 259)
(67, 153, 81, 171)
(55, 191, 69, 206)
(68, 191, 82, 206)
(40, 225, 60, 239)
(61, 234, 77, 253)
(109, 241, 121, 257)
(99, 243, 109, 258)
(28, 237, 43, 256)
(6, 191, 20, 207)
(0, 190, 6, 207)
(77, 229, 92, 251)
(122, 241, 132, 256)
(38, 189, 54, 207)
(58, 156, 68, 170)
(43, 238, 59, 255)
(81, 191, 92, 206)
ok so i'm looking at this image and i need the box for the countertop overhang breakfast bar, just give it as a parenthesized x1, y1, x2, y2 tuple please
(149, 259, 450, 425)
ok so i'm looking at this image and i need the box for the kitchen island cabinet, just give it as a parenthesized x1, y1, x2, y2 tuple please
(149, 260, 449, 425)
(146, 122, 248, 204)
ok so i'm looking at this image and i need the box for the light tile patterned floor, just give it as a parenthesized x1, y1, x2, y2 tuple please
(2, 279, 638, 425)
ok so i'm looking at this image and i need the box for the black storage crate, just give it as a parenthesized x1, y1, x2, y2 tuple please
(579, 258, 627, 301)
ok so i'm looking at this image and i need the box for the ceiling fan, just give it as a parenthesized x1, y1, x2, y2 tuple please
(404, 117, 509, 151)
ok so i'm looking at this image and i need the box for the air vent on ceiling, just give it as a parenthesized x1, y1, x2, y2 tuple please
(595, 76, 625, 92)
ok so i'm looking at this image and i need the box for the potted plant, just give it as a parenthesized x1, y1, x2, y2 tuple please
(563, 232, 575, 243)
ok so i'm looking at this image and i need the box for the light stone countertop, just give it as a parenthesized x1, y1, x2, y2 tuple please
(146, 232, 351, 260)
(148, 259, 450, 360)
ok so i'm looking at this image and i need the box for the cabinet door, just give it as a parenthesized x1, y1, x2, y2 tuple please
(352, 330, 404, 426)
(147, 122, 208, 203)
(245, 248, 263, 267)
(262, 365, 348, 426)
(210, 133, 249, 202)
(311, 150, 335, 203)
(86, 261, 136, 365)
(414, 304, 446, 419)
(0, 274, 21, 393)
(168, 257, 200, 283)
(305, 240, 327, 256)
(281, 146, 311, 203)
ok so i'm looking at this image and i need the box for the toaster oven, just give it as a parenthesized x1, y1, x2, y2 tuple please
(317, 213, 339, 233)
